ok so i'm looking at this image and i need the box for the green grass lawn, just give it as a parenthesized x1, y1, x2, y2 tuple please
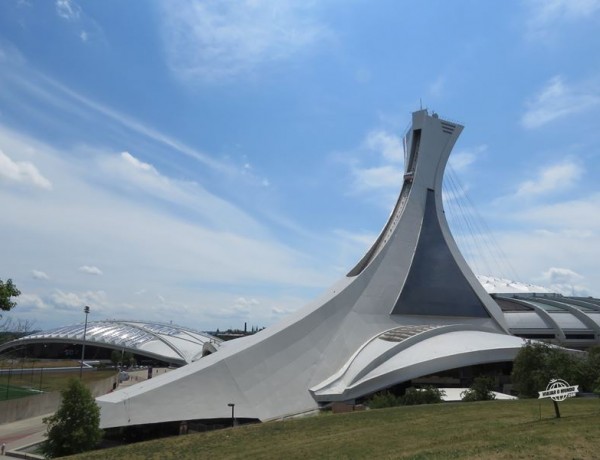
(69, 398, 600, 459)
(0, 384, 40, 399)
(0, 369, 117, 400)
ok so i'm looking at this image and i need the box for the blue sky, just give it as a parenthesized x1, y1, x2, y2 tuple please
(1, 0, 600, 332)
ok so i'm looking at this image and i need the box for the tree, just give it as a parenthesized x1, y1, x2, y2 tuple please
(0, 278, 20, 313)
(42, 378, 103, 458)
(511, 342, 580, 398)
(461, 376, 496, 402)
(368, 390, 401, 409)
(401, 386, 445, 406)
(576, 345, 600, 392)
(367, 386, 445, 409)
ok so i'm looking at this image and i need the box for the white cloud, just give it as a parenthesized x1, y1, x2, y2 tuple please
(160, 0, 331, 81)
(16, 293, 50, 312)
(514, 193, 600, 230)
(32, 270, 49, 280)
(353, 165, 402, 191)
(347, 129, 406, 195)
(514, 160, 582, 197)
(51, 289, 108, 310)
(55, 0, 80, 21)
(449, 145, 486, 172)
(521, 76, 600, 129)
(0, 149, 53, 190)
(542, 266, 583, 285)
(526, 0, 600, 37)
(429, 76, 445, 98)
(364, 130, 404, 163)
(98, 151, 265, 234)
(333, 229, 376, 249)
(121, 151, 156, 174)
(539, 267, 589, 295)
(0, 125, 334, 330)
(78, 265, 103, 276)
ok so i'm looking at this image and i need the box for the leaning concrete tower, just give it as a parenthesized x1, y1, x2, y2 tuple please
(97, 110, 524, 428)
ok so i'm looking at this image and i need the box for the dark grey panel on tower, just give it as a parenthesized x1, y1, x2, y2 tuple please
(392, 189, 490, 317)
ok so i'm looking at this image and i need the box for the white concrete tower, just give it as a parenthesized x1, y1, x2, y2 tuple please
(97, 110, 523, 428)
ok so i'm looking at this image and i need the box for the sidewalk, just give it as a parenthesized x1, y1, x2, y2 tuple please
(0, 367, 172, 458)
(0, 413, 47, 459)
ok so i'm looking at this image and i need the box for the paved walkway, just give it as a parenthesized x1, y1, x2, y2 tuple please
(0, 367, 172, 458)
(0, 413, 47, 459)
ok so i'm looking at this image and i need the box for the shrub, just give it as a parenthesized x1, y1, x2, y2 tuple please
(401, 386, 445, 405)
(461, 376, 496, 402)
(42, 378, 103, 458)
(368, 391, 402, 409)
(512, 342, 581, 398)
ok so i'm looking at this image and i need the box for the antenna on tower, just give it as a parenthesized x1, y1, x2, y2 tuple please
(420, 98, 423, 110)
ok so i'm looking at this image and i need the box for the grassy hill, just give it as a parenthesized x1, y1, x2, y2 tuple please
(71, 398, 600, 459)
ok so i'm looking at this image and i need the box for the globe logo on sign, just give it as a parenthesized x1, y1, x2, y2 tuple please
(546, 379, 571, 402)
(538, 379, 578, 402)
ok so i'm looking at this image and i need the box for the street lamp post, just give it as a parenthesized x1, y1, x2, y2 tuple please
(79, 306, 90, 379)
(227, 403, 235, 428)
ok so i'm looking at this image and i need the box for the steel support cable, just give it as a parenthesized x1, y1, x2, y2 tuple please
(445, 168, 494, 276)
(448, 168, 500, 277)
(447, 166, 520, 282)
(448, 165, 520, 280)
(444, 172, 481, 272)
(447, 168, 496, 276)
(442, 173, 484, 276)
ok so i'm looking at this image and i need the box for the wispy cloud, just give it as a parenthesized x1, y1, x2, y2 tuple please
(449, 145, 486, 172)
(428, 75, 446, 98)
(514, 159, 583, 197)
(0, 149, 53, 190)
(160, 0, 331, 81)
(78, 265, 103, 276)
(55, 0, 80, 21)
(0, 125, 333, 329)
(54, 0, 101, 44)
(51, 289, 107, 310)
(32, 270, 49, 280)
(521, 75, 600, 129)
(346, 129, 405, 195)
(97, 151, 265, 234)
(526, 0, 600, 38)
(364, 130, 404, 162)
(538, 267, 589, 295)
(0, 49, 243, 177)
(352, 165, 402, 191)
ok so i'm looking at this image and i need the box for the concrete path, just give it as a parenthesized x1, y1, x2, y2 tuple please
(0, 413, 48, 459)
(0, 368, 172, 458)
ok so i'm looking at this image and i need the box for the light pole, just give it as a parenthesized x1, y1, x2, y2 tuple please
(79, 306, 90, 379)
(227, 403, 235, 428)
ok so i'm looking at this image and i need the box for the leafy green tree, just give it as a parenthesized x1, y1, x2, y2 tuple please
(401, 386, 445, 405)
(461, 376, 496, 402)
(368, 387, 445, 409)
(123, 351, 135, 367)
(110, 349, 121, 367)
(576, 345, 600, 392)
(42, 378, 103, 458)
(0, 278, 20, 313)
(512, 342, 580, 398)
(368, 390, 402, 409)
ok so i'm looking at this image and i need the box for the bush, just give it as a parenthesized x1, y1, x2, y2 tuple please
(42, 378, 103, 458)
(401, 386, 444, 405)
(461, 376, 496, 402)
(511, 342, 581, 398)
(368, 387, 445, 409)
(368, 391, 402, 409)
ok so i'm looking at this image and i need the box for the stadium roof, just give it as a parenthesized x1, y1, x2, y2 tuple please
(0, 320, 221, 366)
